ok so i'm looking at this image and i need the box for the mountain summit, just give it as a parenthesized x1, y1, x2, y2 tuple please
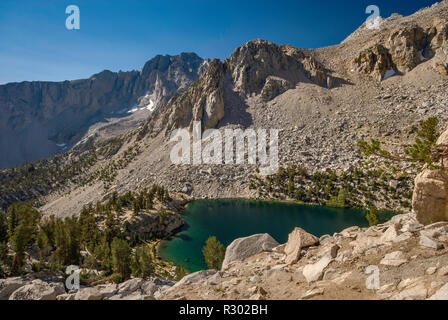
(0, 53, 208, 168)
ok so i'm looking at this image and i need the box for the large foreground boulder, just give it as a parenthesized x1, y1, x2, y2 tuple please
(412, 169, 448, 225)
(413, 127, 448, 225)
(0, 278, 27, 300)
(222, 234, 279, 269)
(429, 283, 448, 300)
(284, 227, 319, 265)
(9, 279, 65, 300)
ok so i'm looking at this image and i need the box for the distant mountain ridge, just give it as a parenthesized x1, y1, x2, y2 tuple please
(0, 52, 208, 168)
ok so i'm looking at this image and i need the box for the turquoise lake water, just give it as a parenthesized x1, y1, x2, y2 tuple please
(158, 199, 370, 272)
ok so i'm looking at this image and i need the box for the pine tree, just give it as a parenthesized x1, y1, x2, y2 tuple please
(0, 241, 8, 264)
(131, 245, 154, 278)
(366, 207, 380, 226)
(111, 238, 131, 282)
(53, 221, 68, 267)
(39, 215, 56, 248)
(288, 177, 295, 197)
(7, 205, 19, 238)
(358, 117, 441, 169)
(132, 200, 140, 216)
(7, 204, 40, 275)
(158, 208, 167, 225)
(174, 265, 187, 281)
(94, 236, 112, 273)
(10, 224, 33, 275)
(79, 208, 99, 251)
(0, 212, 7, 243)
(66, 217, 81, 265)
(36, 229, 49, 263)
(105, 211, 120, 244)
(202, 236, 226, 270)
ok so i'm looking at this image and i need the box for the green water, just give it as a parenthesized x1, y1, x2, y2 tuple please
(159, 199, 369, 272)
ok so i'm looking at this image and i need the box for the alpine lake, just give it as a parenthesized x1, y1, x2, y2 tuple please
(158, 199, 383, 272)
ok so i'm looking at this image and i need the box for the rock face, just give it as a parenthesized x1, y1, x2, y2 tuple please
(222, 233, 279, 269)
(170, 270, 217, 290)
(284, 227, 319, 265)
(261, 76, 294, 101)
(353, 45, 393, 81)
(161, 59, 226, 133)
(385, 25, 428, 73)
(74, 286, 113, 301)
(352, 17, 448, 80)
(0, 53, 207, 168)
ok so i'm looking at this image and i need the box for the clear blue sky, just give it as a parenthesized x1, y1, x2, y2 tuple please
(0, 0, 440, 84)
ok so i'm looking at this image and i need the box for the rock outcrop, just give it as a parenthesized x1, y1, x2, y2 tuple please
(353, 45, 393, 81)
(260, 76, 294, 101)
(161, 59, 226, 133)
(226, 39, 331, 95)
(284, 227, 319, 265)
(430, 283, 448, 299)
(123, 211, 184, 240)
(302, 254, 333, 283)
(0, 276, 175, 301)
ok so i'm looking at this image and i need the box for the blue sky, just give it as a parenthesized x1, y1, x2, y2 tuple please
(0, 0, 440, 84)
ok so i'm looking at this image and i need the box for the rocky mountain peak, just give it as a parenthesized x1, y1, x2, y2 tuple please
(0, 53, 206, 168)
(226, 38, 337, 96)
(226, 39, 304, 95)
(141, 52, 206, 77)
(145, 39, 336, 137)
(137, 52, 209, 112)
(149, 58, 225, 134)
(349, 1, 448, 81)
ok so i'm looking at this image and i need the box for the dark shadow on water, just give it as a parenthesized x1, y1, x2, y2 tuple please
(175, 234, 193, 242)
